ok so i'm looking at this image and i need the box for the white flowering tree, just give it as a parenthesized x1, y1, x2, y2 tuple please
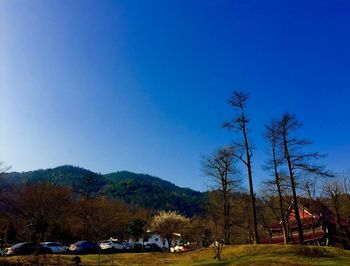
(151, 211, 189, 251)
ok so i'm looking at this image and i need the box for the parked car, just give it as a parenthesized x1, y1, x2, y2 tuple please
(123, 242, 132, 250)
(68, 240, 100, 254)
(5, 242, 52, 256)
(144, 243, 162, 252)
(40, 242, 67, 254)
(99, 239, 126, 252)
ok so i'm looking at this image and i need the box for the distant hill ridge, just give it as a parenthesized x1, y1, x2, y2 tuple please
(2, 165, 206, 216)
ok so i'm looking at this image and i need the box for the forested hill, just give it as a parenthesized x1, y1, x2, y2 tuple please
(103, 171, 206, 216)
(3, 166, 105, 195)
(2, 165, 207, 216)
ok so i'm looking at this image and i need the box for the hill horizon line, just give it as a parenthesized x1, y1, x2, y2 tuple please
(4, 164, 203, 193)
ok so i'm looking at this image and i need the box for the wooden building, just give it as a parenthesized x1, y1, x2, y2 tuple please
(262, 200, 350, 247)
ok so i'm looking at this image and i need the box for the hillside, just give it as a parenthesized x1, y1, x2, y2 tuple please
(103, 171, 207, 216)
(2, 165, 206, 216)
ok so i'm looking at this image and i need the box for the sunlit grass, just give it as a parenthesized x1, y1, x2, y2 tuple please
(1, 245, 349, 265)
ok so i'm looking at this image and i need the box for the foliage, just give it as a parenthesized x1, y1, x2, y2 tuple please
(102, 171, 207, 216)
(127, 218, 147, 240)
(4, 165, 106, 194)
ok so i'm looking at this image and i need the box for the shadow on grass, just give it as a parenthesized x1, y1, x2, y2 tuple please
(293, 246, 335, 258)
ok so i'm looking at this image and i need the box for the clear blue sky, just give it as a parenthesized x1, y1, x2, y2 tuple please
(1, 0, 349, 191)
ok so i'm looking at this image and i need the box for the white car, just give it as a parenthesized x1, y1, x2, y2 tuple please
(99, 239, 127, 251)
(40, 242, 67, 253)
(170, 245, 184, 253)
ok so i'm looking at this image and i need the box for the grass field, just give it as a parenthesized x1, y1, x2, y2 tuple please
(1, 245, 350, 266)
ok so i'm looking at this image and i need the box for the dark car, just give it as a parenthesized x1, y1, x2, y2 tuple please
(40, 242, 67, 254)
(144, 243, 162, 252)
(68, 240, 100, 254)
(5, 242, 52, 256)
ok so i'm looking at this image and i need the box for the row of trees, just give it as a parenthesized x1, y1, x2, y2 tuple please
(202, 91, 348, 258)
(0, 182, 149, 244)
(0, 179, 229, 253)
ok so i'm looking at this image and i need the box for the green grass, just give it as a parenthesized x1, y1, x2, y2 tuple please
(1, 245, 350, 266)
(192, 245, 350, 266)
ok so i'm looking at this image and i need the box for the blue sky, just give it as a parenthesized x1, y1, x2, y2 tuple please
(0, 0, 349, 191)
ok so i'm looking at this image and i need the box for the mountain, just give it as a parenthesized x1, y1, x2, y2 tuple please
(103, 171, 206, 216)
(2, 165, 206, 216)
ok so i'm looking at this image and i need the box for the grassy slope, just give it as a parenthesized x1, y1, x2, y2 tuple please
(1, 245, 350, 266)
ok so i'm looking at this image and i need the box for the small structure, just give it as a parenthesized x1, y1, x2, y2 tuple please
(132, 231, 182, 249)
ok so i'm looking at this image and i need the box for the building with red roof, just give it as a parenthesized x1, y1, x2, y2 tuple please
(262, 199, 350, 247)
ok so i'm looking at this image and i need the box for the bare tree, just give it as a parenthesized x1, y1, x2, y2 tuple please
(260, 187, 285, 243)
(264, 120, 289, 244)
(223, 91, 259, 244)
(202, 146, 241, 244)
(323, 180, 342, 227)
(300, 173, 325, 245)
(278, 113, 331, 244)
(206, 219, 225, 260)
(0, 162, 11, 175)
(323, 173, 350, 248)
(0, 162, 11, 192)
(343, 172, 350, 198)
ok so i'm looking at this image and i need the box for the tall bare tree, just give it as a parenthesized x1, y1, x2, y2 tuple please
(278, 113, 331, 244)
(223, 91, 259, 244)
(202, 146, 241, 244)
(264, 120, 289, 244)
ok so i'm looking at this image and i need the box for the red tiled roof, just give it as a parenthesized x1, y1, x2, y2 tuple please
(264, 200, 338, 231)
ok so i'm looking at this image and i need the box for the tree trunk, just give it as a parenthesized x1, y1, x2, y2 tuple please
(271, 143, 289, 244)
(214, 243, 223, 260)
(222, 176, 231, 244)
(166, 237, 172, 252)
(277, 187, 288, 244)
(283, 133, 304, 244)
(242, 117, 259, 244)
